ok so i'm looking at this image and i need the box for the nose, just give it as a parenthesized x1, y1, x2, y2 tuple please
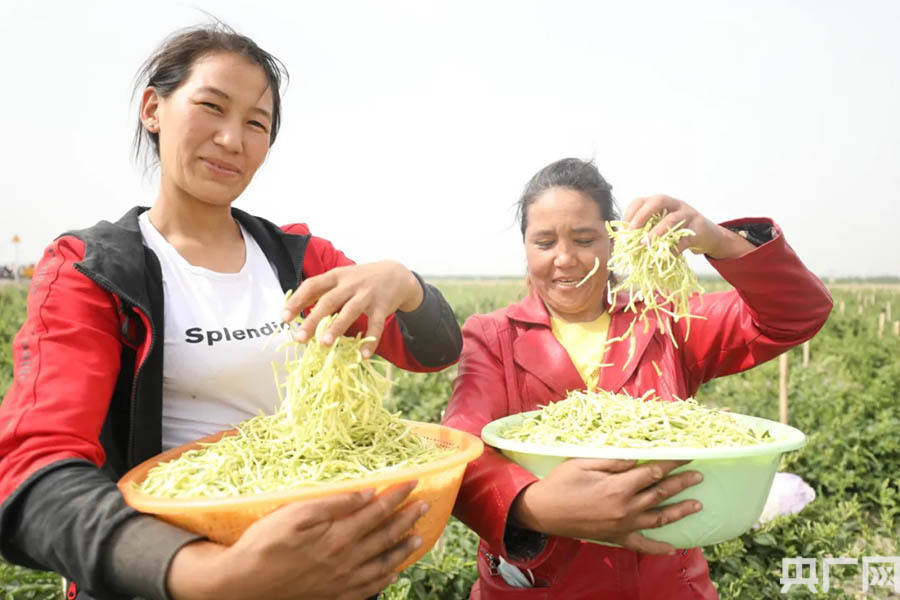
(553, 242, 577, 268)
(213, 118, 243, 154)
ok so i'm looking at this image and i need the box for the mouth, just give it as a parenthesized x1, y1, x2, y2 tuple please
(200, 157, 242, 176)
(553, 278, 584, 288)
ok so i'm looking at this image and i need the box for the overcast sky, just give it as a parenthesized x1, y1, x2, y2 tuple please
(1, 0, 898, 277)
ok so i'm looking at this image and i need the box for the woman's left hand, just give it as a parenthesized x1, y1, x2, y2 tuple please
(281, 261, 424, 357)
(624, 195, 754, 259)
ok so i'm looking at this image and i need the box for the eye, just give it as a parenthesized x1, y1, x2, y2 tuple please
(248, 120, 269, 132)
(576, 238, 597, 247)
(534, 240, 554, 250)
(200, 101, 222, 112)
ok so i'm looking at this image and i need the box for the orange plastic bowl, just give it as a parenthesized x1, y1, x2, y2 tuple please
(118, 420, 483, 571)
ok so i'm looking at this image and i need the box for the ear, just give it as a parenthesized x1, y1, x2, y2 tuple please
(140, 88, 161, 133)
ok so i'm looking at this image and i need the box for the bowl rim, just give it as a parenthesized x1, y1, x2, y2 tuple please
(118, 420, 483, 514)
(481, 410, 806, 460)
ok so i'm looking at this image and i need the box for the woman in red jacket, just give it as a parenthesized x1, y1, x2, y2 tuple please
(0, 23, 461, 600)
(442, 157, 833, 599)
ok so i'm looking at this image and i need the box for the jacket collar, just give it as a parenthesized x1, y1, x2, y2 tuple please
(505, 290, 658, 397)
(231, 207, 309, 292)
(505, 292, 583, 398)
(506, 290, 552, 327)
(66, 206, 311, 312)
(65, 206, 153, 313)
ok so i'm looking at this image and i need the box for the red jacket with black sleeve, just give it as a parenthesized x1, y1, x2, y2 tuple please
(0, 206, 462, 600)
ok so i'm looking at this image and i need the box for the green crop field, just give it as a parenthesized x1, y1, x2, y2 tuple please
(0, 280, 897, 599)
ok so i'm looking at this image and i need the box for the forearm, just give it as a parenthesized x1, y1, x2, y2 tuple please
(166, 540, 231, 600)
(709, 218, 833, 340)
(508, 483, 542, 532)
(446, 443, 556, 566)
(681, 219, 833, 384)
(2, 460, 200, 600)
(107, 516, 207, 600)
(393, 273, 462, 368)
(505, 484, 550, 561)
(704, 225, 757, 260)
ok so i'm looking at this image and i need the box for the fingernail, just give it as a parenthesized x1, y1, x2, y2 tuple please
(693, 502, 703, 511)
(361, 348, 372, 359)
(321, 333, 333, 345)
(692, 473, 703, 484)
(410, 536, 423, 549)
(419, 503, 430, 516)
(295, 329, 308, 343)
(281, 310, 292, 323)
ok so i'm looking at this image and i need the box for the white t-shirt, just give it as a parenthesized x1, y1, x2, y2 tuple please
(138, 212, 290, 450)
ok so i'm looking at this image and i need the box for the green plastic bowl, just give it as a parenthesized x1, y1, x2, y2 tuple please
(481, 411, 806, 548)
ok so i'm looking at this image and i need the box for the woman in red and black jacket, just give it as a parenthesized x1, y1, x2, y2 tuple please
(0, 24, 461, 600)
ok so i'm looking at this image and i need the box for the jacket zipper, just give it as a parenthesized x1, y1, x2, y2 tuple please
(125, 305, 154, 465)
(73, 264, 155, 466)
(480, 547, 500, 575)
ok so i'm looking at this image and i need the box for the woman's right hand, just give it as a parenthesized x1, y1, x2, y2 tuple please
(167, 481, 425, 600)
(510, 459, 703, 555)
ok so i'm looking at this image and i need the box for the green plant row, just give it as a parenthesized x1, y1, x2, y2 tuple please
(0, 283, 898, 600)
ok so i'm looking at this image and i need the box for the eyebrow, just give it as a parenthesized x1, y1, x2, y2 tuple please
(196, 86, 273, 121)
(529, 226, 602, 237)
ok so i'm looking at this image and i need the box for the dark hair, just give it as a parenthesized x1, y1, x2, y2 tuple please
(132, 22, 289, 166)
(516, 158, 620, 237)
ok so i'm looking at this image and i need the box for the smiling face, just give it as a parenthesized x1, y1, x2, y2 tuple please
(141, 51, 274, 208)
(524, 186, 611, 322)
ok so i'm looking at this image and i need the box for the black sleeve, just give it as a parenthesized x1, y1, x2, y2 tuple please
(1, 460, 201, 600)
(393, 273, 462, 368)
(503, 522, 548, 561)
(724, 222, 776, 247)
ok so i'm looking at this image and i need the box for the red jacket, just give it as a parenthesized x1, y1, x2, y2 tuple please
(0, 207, 461, 600)
(442, 219, 833, 600)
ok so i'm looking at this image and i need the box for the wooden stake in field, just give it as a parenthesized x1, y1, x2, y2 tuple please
(894, 320, 900, 337)
(887, 302, 892, 322)
(839, 300, 845, 315)
(11, 234, 20, 284)
(779, 353, 789, 425)
(802, 341, 810, 367)
(878, 312, 886, 339)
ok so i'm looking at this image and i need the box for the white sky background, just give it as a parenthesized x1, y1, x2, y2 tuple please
(1, 0, 898, 277)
